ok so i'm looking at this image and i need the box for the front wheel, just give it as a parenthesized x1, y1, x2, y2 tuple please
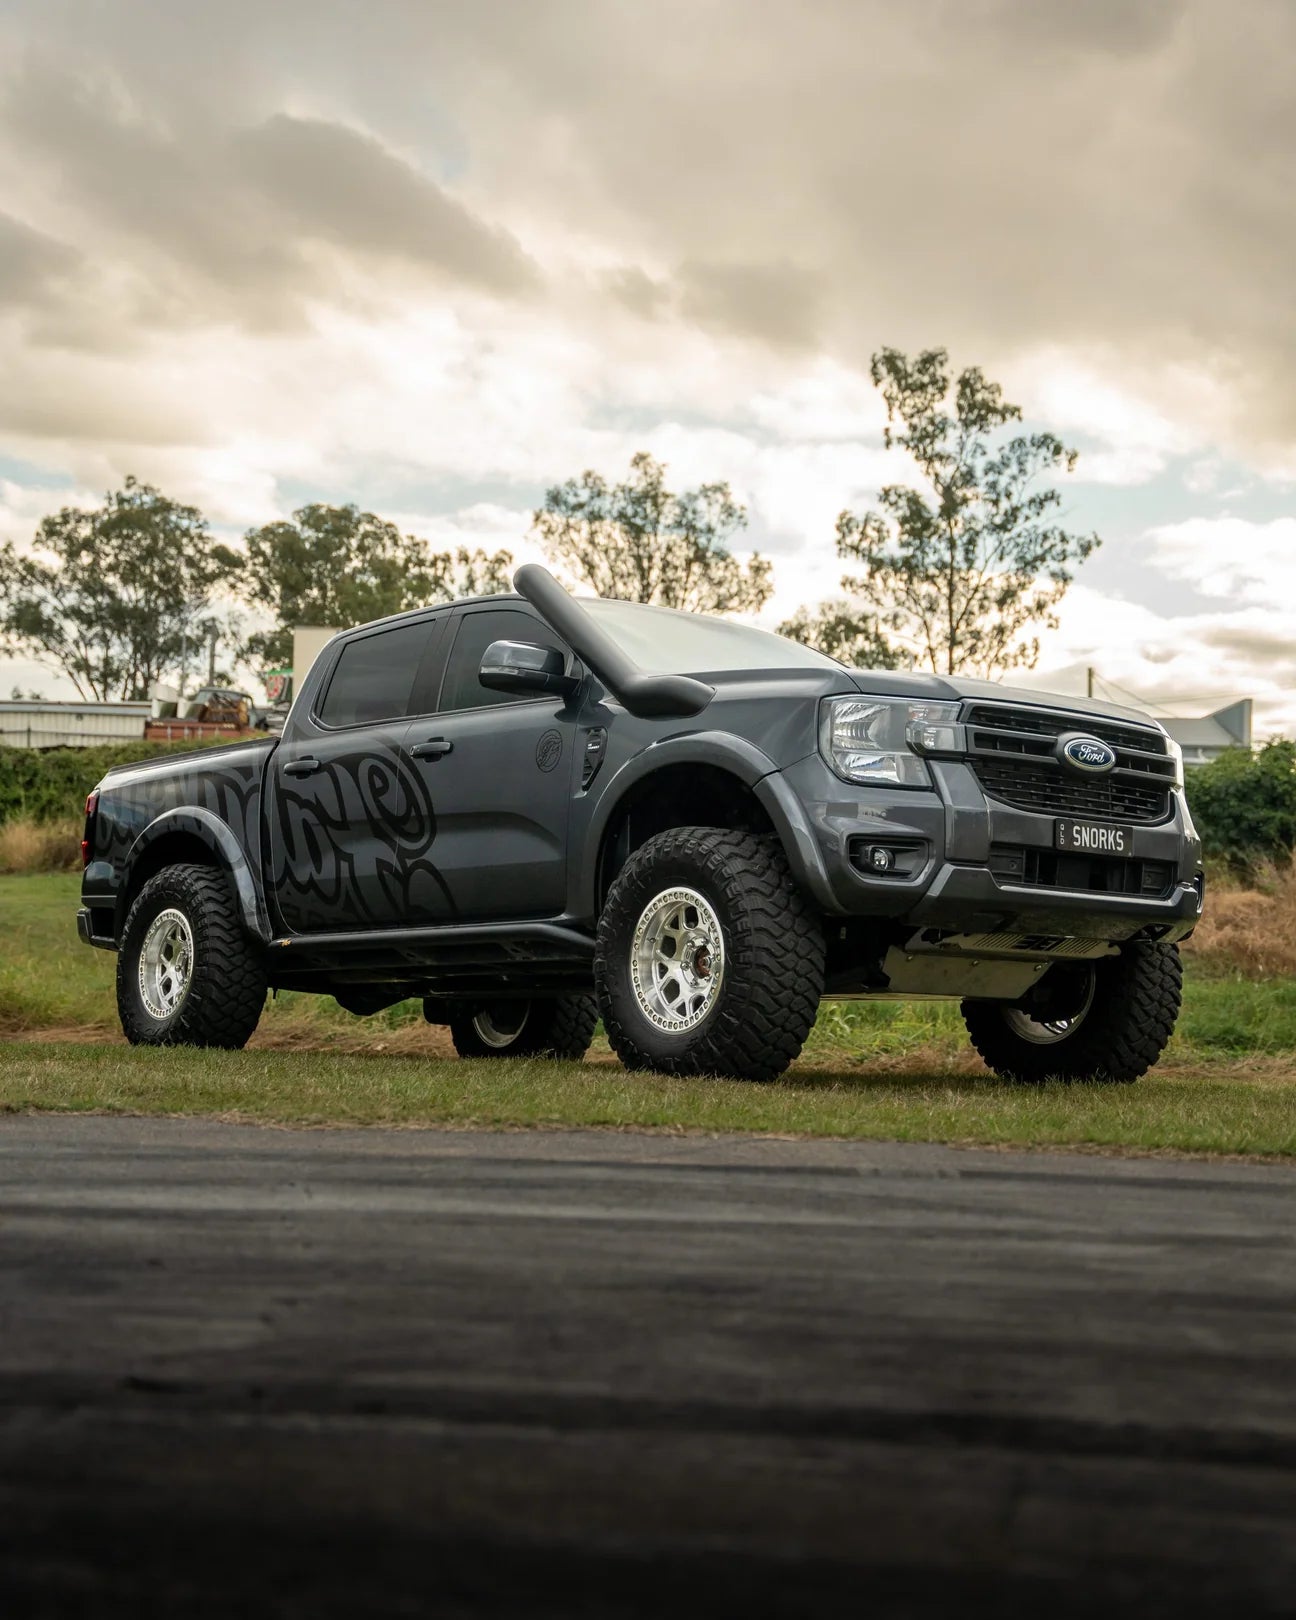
(595, 827, 824, 1082)
(963, 940, 1183, 1084)
(447, 995, 598, 1060)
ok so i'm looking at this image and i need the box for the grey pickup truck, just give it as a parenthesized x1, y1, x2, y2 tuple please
(78, 566, 1203, 1083)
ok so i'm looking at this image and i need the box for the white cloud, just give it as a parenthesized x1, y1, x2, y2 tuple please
(0, 477, 98, 546)
(1004, 349, 1213, 485)
(1027, 583, 1296, 738)
(747, 362, 887, 443)
(4, 0, 1296, 726)
(1147, 515, 1296, 605)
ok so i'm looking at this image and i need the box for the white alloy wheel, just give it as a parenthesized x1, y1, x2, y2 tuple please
(629, 886, 725, 1034)
(137, 907, 194, 1021)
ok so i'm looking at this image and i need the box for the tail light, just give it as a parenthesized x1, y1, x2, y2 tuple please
(81, 790, 99, 868)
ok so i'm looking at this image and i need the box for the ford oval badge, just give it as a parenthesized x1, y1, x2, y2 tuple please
(1060, 734, 1117, 775)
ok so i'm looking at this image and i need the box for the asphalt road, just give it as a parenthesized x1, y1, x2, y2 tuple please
(1, 1116, 1293, 1618)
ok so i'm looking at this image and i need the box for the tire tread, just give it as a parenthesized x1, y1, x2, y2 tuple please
(449, 995, 598, 1061)
(595, 827, 824, 1083)
(118, 864, 265, 1049)
(963, 940, 1183, 1084)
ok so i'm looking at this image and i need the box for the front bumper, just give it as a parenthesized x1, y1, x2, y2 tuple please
(765, 755, 1203, 943)
(901, 861, 1202, 940)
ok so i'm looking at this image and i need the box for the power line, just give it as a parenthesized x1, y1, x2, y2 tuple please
(1091, 673, 1168, 711)
(1117, 689, 1267, 707)
(1082, 668, 1296, 711)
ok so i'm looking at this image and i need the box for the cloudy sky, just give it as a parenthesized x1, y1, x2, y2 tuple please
(0, 0, 1292, 730)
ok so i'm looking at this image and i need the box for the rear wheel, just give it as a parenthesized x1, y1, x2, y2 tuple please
(117, 863, 266, 1049)
(963, 940, 1182, 1084)
(447, 995, 598, 1060)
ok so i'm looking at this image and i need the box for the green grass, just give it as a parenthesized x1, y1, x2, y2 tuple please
(1, 1043, 1293, 1157)
(0, 873, 108, 1034)
(0, 872, 416, 1042)
(1175, 975, 1296, 1054)
(3, 873, 1295, 1156)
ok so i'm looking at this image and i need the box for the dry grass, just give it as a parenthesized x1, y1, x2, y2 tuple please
(1184, 868, 1296, 979)
(0, 817, 81, 875)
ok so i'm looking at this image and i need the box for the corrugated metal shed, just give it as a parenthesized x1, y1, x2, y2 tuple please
(0, 700, 150, 749)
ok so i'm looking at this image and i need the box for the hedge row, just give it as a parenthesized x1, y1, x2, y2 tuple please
(0, 739, 235, 826)
(1185, 741, 1296, 874)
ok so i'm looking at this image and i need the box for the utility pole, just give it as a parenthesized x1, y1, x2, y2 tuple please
(207, 625, 218, 686)
(1087, 666, 1094, 699)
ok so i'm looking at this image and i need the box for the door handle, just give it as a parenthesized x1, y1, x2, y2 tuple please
(410, 737, 454, 760)
(283, 755, 322, 777)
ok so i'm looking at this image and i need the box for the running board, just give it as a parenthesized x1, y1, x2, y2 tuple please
(266, 920, 595, 979)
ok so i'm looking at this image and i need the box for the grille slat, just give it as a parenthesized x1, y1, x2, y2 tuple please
(964, 703, 1174, 824)
(965, 706, 1168, 755)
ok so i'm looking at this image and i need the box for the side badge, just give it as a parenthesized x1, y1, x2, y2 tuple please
(536, 730, 563, 773)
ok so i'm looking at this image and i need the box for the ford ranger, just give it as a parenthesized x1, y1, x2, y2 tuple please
(77, 565, 1203, 1083)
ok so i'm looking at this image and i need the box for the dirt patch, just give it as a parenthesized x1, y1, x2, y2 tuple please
(0, 1019, 459, 1058)
(247, 1020, 459, 1059)
(4, 1022, 122, 1044)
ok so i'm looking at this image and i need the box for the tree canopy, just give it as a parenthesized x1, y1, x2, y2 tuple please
(777, 601, 900, 671)
(240, 503, 513, 668)
(0, 477, 242, 701)
(532, 451, 772, 614)
(782, 348, 1099, 675)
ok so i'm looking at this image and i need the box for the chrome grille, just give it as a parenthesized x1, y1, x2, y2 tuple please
(964, 703, 1175, 824)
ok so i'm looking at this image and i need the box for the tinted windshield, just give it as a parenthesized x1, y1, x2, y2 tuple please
(581, 599, 843, 675)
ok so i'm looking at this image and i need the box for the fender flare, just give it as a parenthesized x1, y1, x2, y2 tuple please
(576, 733, 837, 916)
(120, 808, 271, 941)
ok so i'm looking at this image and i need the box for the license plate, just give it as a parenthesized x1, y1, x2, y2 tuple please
(1056, 819, 1133, 856)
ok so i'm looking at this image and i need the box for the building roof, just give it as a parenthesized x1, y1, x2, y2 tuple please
(0, 699, 151, 715)
(1162, 717, 1239, 749)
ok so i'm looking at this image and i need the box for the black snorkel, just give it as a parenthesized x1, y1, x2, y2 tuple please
(513, 565, 714, 719)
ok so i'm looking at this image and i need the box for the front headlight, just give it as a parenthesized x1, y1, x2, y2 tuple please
(1165, 736, 1185, 788)
(819, 696, 962, 788)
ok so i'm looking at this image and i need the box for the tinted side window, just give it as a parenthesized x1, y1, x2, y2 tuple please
(317, 621, 433, 728)
(439, 608, 571, 713)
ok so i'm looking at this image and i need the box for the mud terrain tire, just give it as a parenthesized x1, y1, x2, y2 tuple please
(118, 863, 266, 1049)
(963, 940, 1182, 1084)
(448, 995, 598, 1060)
(596, 827, 824, 1082)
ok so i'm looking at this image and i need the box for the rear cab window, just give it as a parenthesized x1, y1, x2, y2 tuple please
(316, 618, 443, 729)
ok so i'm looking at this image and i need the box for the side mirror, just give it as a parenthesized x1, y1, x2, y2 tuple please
(479, 640, 579, 699)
